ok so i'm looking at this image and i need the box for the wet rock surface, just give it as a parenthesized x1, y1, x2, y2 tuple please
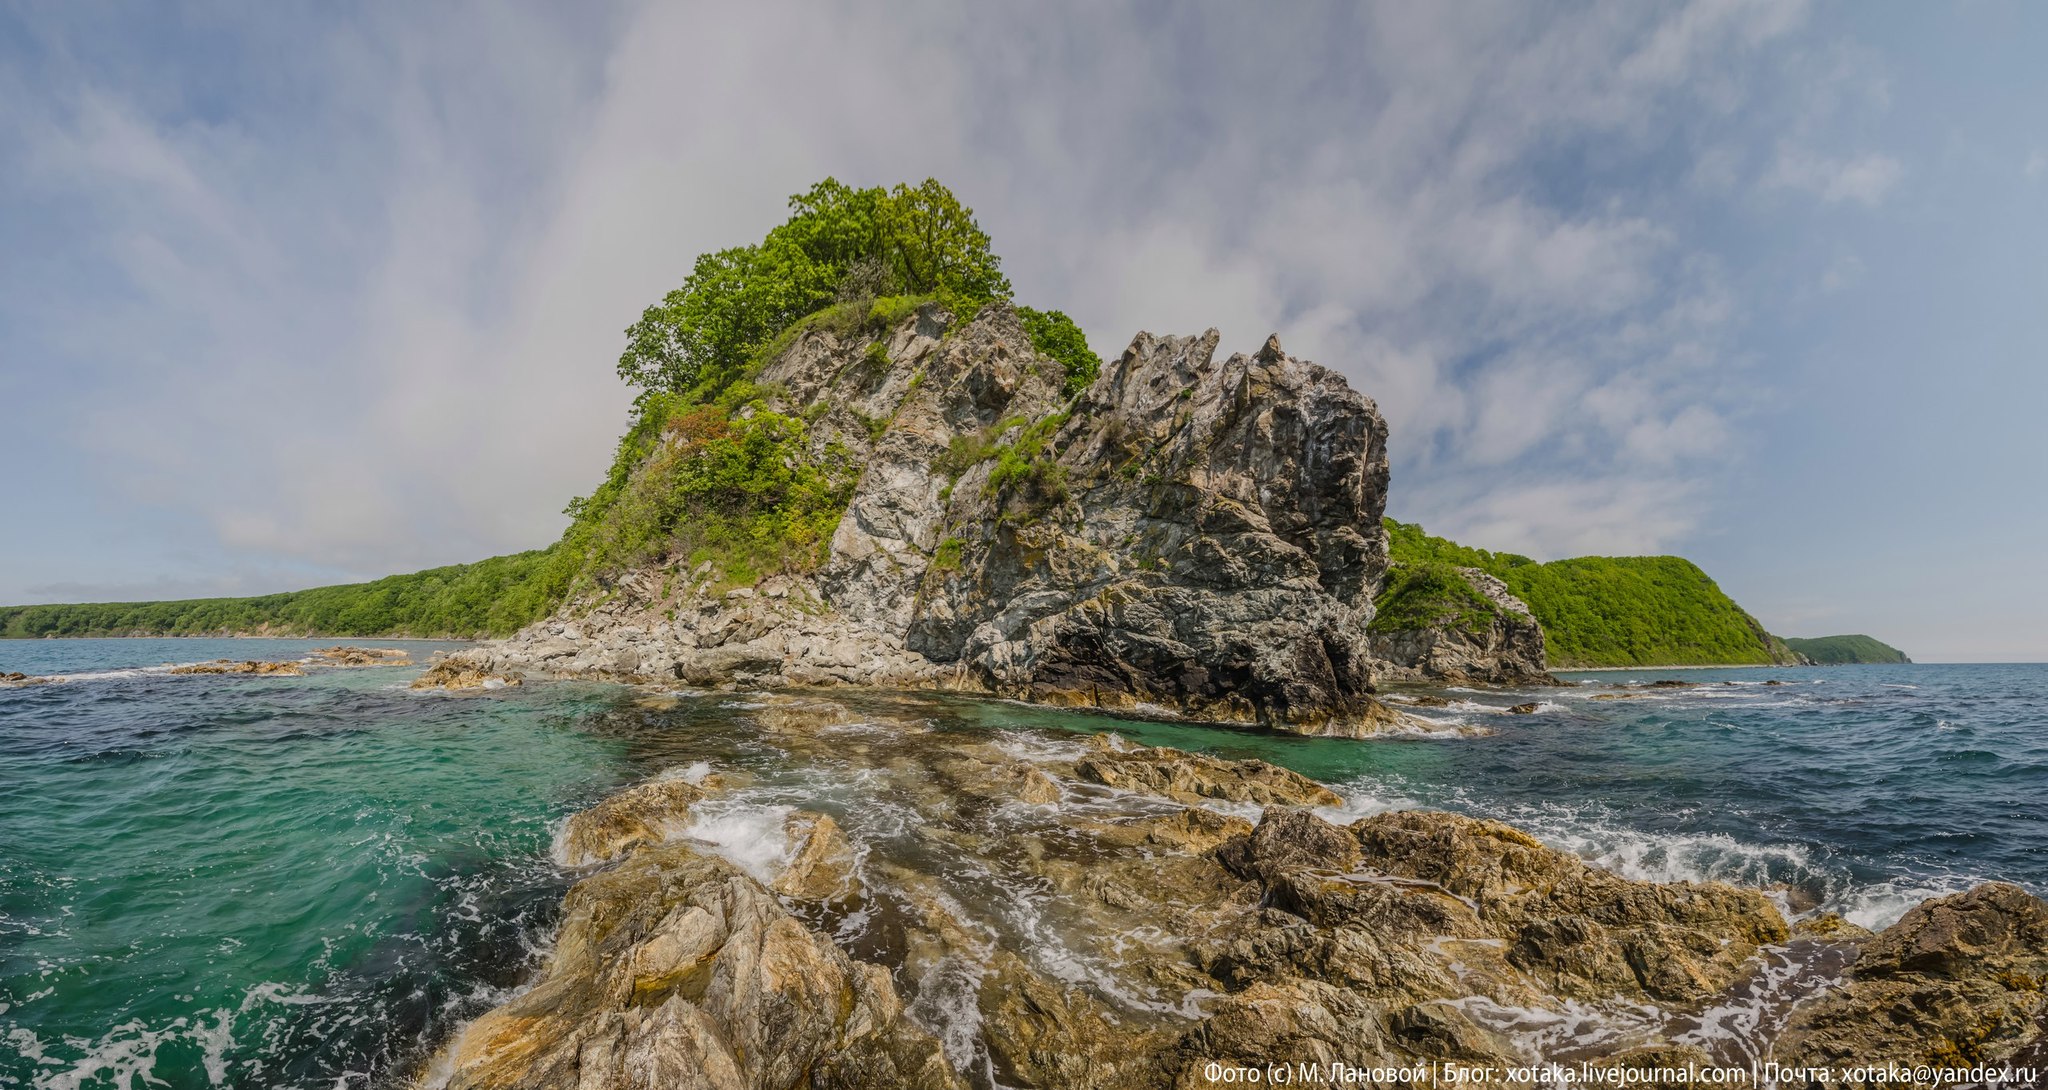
(411, 660, 524, 691)
(419, 691, 2045, 1088)
(1773, 882, 2048, 1066)
(312, 645, 412, 666)
(168, 658, 305, 676)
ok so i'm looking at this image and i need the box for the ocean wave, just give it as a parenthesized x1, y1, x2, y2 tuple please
(1322, 779, 1960, 930)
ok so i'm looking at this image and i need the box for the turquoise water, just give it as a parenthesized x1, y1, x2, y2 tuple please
(2, 642, 2044, 1087)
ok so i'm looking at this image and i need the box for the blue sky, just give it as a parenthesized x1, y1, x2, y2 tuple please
(1, 2, 2042, 661)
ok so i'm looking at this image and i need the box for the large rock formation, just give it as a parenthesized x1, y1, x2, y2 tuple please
(439, 304, 1452, 736)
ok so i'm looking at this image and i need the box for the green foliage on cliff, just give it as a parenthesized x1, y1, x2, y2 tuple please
(551, 391, 859, 594)
(1384, 519, 1792, 668)
(1017, 306, 1102, 396)
(617, 178, 1011, 400)
(0, 551, 559, 639)
(1369, 562, 1502, 638)
(1784, 634, 1911, 664)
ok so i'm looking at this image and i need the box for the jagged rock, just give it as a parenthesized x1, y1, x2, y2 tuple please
(426, 839, 961, 1090)
(0, 671, 55, 686)
(1214, 807, 1789, 1006)
(436, 308, 1423, 737)
(411, 660, 522, 690)
(772, 811, 861, 901)
(1774, 883, 2048, 1065)
(1370, 567, 1555, 685)
(432, 706, 2039, 1083)
(558, 776, 711, 867)
(312, 645, 411, 666)
(1073, 735, 1343, 808)
(169, 659, 304, 676)
(1507, 701, 1540, 713)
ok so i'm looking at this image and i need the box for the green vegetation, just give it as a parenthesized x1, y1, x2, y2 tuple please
(0, 551, 558, 639)
(1368, 562, 1504, 638)
(617, 178, 1011, 401)
(1384, 519, 1794, 668)
(551, 395, 859, 594)
(1784, 634, 1911, 664)
(1017, 306, 1102, 397)
(983, 412, 1071, 509)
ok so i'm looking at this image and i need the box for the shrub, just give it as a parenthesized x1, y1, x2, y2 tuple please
(1017, 306, 1102, 397)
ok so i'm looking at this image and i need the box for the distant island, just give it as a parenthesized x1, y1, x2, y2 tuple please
(1783, 633, 1912, 664)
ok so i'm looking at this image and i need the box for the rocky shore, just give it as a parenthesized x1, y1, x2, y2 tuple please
(418, 693, 2048, 1089)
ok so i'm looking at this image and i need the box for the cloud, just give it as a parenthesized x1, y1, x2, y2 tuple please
(1764, 143, 1903, 205)
(2026, 150, 2047, 181)
(2, 0, 1848, 600)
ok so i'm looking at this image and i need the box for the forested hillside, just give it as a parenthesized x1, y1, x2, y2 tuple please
(1783, 634, 1911, 664)
(0, 551, 557, 639)
(1382, 520, 1802, 668)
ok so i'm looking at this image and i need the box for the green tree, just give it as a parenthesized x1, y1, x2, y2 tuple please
(616, 177, 1012, 400)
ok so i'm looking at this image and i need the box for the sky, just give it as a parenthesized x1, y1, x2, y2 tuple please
(0, 2, 2042, 662)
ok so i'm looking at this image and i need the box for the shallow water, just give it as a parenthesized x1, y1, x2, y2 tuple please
(2, 643, 2043, 1086)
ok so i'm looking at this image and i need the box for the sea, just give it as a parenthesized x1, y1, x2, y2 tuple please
(1, 638, 2042, 1088)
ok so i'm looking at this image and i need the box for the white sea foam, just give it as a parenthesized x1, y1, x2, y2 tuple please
(659, 761, 717, 785)
(680, 801, 797, 884)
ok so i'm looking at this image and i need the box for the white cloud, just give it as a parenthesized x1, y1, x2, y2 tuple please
(3, 0, 1842, 598)
(1764, 143, 1903, 205)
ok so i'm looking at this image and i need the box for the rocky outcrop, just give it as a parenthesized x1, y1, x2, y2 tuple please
(168, 659, 305, 676)
(427, 843, 961, 1090)
(412, 660, 522, 691)
(1369, 566, 1553, 685)
(312, 645, 411, 666)
(435, 305, 1424, 736)
(1774, 882, 2048, 1065)
(0, 671, 56, 687)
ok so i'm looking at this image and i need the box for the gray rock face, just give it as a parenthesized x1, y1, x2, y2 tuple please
(440, 304, 1434, 736)
(1370, 567, 1553, 685)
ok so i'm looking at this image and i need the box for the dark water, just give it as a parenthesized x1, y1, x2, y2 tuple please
(1, 641, 2042, 1087)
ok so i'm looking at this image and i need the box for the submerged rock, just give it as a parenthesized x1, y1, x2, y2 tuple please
(0, 671, 56, 686)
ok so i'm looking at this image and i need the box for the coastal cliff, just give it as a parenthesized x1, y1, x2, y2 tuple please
(429, 303, 1440, 736)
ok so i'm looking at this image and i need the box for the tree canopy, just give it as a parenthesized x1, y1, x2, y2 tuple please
(617, 178, 1014, 399)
